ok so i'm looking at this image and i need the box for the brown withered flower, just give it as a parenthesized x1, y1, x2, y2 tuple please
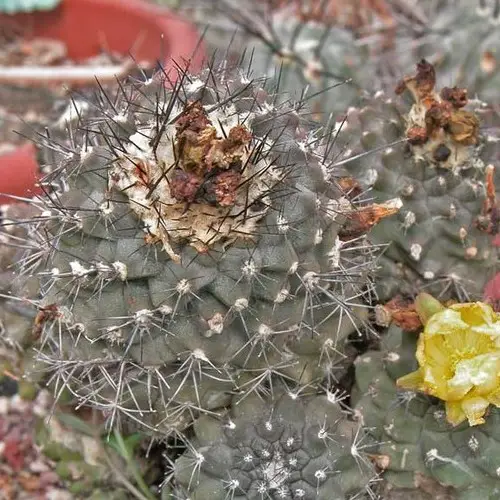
(397, 60, 482, 170)
(175, 100, 211, 134)
(375, 295, 422, 332)
(170, 170, 202, 203)
(446, 109, 480, 145)
(339, 198, 402, 239)
(206, 124, 252, 171)
(336, 176, 363, 200)
(396, 59, 436, 102)
(170, 101, 253, 207)
(425, 101, 452, 136)
(475, 164, 499, 235)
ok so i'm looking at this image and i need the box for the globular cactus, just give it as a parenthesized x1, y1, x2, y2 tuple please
(351, 295, 500, 499)
(12, 60, 397, 436)
(168, 389, 378, 499)
(331, 60, 500, 302)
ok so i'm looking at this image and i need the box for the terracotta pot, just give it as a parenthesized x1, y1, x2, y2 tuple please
(0, 144, 41, 204)
(0, 0, 205, 204)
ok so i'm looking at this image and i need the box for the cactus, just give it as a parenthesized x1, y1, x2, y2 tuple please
(175, 0, 397, 121)
(169, 389, 378, 499)
(0, 203, 40, 350)
(331, 59, 500, 302)
(351, 297, 500, 498)
(11, 60, 399, 437)
(391, 0, 500, 104)
(178, 0, 500, 121)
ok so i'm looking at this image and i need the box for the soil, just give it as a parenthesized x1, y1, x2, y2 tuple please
(0, 383, 73, 500)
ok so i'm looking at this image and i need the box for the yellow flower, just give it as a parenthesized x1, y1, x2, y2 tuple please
(397, 297, 500, 427)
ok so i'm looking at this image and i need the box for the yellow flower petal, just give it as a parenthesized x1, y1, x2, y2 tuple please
(425, 309, 468, 336)
(415, 333, 426, 366)
(470, 323, 500, 337)
(396, 369, 424, 391)
(461, 396, 489, 426)
(445, 401, 467, 426)
(421, 364, 448, 400)
(447, 353, 500, 400)
(487, 390, 500, 408)
(451, 301, 498, 327)
(422, 335, 453, 367)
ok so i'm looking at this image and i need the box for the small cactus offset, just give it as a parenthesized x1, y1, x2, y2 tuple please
(333, 59, 500, 302)
(352, 294, 500, 498)
(168, 389, 378, 499)
(12, 60, 398, 437)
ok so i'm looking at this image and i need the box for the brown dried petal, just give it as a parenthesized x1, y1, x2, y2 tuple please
(475, 165, 499, 235)
(214, 170, 242, 207)
(337, 177, 363, 199)
(203, 123, 252, 173)
(406, 126, 428, 145)
(382, 295, 422, 332)
(222, 124, 252, 153)
(447, 109, 479, 145)
(440, 86, 468, 108)
(396, 59, 436, 102)
(169, 169, 202, 203)
(394, 78, 407, 95)
(175, 101, 210, 134)
(425, 101, 452, 135)
(339, 199, 401, 239)
(415, 59, 436, 94)
(179, 127, 218, 175)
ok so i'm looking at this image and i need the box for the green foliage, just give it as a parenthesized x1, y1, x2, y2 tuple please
(107, 429, 157, 500)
